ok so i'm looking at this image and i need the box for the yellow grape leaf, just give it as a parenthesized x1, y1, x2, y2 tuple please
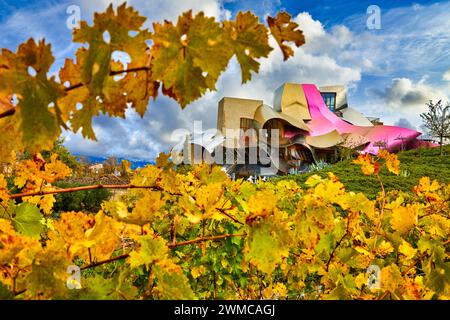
(380, 264, 403, 293)
(42, 154, 72, 183)
(102, 200, 130, 221)
(0, 219, 41, 269)
(58, 54, 88, 118)
(305, 174, 322, 188)
(73, 3, 150, 92)
(414, 176, 441, 195)
(223, 11, 272, 83)
(24, 247, 70, 299)
(275, 179, 302, 194)
(267, 12, 305, 60)
(128, 235, 168, 269)
(353, 153, 377, 176)
(190, 265, 206, 279)
(399, 240, 418, 261)
(378, 150, 400, 175)
(0, 113, 23, 162)
(314, 179, 346, 204)
(23, 194, 55, 215)
(121, 69, 160, 117)
(58, 50, 98, 139)
(195, 183, 223, 217)
(155, 152, 171, 168)
(354, 273, 367, 289)
(121, 159, 132, 174)
(245, 210, 292, 274)
(126, 191, 165, 226)
(0, 39, 65, 154)
(84, 211, 123, 261)
(38, 195, 55, 215)
(0, 174, 9, 201)
(263, 282, 287, 299)
(13, 153, 71, 192)
(13, 159, 39, 189)
(50, 211, 95, 258)
(131, 165, 160, 186)
(178, 194, 203, 224)
(341, 192, 377, 223)
(153, 261, 195, 299)
(376, 240, 394, 257)
(391, 204, 420, 234)
(420, 215, 450, 239)
(194, 164, 229, 185)
(246, 189, 278, 221)
(158, 170, 182, 195)
(150, 10, 233, 107)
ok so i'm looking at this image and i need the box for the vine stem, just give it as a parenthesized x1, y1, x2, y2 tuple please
(216, 208, 244, 225)
(376, 173, 386, 232)
(80, 233, 246, 270)
(9, 184, 181, 199)
(0, 66, 152, 120)
(325, 218, 350, 272)
(0, 107, 15, 119)
(401, 253, 426, 276)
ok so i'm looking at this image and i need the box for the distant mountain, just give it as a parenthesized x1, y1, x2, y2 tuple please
(73, 154, 155, 170)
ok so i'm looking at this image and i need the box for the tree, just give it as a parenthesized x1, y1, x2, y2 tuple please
(103, 156, 119, 174)
(42, 138, 80, 171)
(420, 100, 450, 156)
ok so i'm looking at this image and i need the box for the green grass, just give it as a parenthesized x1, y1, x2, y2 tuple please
(272, 145, 450, 199)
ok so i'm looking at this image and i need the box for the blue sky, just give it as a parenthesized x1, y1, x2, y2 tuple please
(1, 0, 449, 160)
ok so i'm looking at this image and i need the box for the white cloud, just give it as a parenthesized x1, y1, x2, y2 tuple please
(78, 0, 227, 25)
(343, 1, 450, 77)
(373, 77, 448, 110)
(394, 118, 416, 130)
(443, 69, 450, 81)
(362, 75, 449, 130)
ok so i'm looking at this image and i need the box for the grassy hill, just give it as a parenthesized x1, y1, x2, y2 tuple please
(273, 145, 450, 199)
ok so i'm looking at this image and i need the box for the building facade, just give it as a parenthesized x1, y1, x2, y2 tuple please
(173, 83, 426, 177)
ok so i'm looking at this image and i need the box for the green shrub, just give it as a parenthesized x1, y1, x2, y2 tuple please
(272, 145, 450, 199)
(52, 181, 111, 213)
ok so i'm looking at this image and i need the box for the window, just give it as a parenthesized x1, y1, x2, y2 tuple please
(320, 92, 336, 112)
(240, 118, 257, 131)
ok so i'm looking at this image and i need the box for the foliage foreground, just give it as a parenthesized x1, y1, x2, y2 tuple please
(0, 151, 449, 300)
(0, 3, 448, 301)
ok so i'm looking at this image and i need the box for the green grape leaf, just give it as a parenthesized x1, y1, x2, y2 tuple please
(25, 248, 69, 299)
(72, 270, 138, 300)
(151, 10, 233, 107)
(267, 12, 305, 60)
(73, 3, 150, 92)
(0, 282, 14, 299)
(0, 39, 65, 153)
(69, 3, 153, 138)
(153, 263, 195, 300)
(325, 284, 352, 300)
(223, 11, 272, 83)
(69, 97, 99, 140)
(12, 202, 44, 237)
(425, 265, 450, 295)
(245, 211, 292, 275)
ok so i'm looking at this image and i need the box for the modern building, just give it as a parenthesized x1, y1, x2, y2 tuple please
(173, 83, 428, 177)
